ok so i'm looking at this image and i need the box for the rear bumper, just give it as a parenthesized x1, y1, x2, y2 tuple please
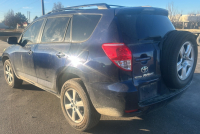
(87, 79, 190, 117)
(124, 85, 187, 117)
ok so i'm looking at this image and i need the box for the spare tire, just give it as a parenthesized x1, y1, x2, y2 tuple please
(161, 31, 198, 89)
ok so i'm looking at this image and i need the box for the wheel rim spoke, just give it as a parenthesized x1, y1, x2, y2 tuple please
(65, 104, 72, 110)
(72, 109, 76, 121)
(10, 75, 12, 82)
(7, 75, 10, 82)
(76, 109, 83, 120)
(8, 75, 12, 83)
(76, 101, 84, 107)
(65, 91, 72, 102)
(177, 60, 183, 71)
(5, 71, 9, 74)
(73, 90, 76, 101)
(186, 59, 193, 67)
(181, 66, 187, 78)
(185, 44, 192, 57)
(179, 46, 185, 57)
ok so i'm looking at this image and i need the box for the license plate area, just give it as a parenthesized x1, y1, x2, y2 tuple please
(139, 82, 158, 101)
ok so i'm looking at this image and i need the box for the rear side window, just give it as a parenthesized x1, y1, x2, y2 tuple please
(72, 15, 101, 42)
(117, 14, 175, 44)
(22, 19, 44, 44)
(41, 17, 70, 42)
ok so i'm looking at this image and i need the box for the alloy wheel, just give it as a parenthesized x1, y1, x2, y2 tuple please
(5, 64, 13, 84)
(64, 88, 84, 123)
(177, 41, 194, 80)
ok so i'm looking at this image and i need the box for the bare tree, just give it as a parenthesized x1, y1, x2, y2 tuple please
(166, 2, 181, 22)
(52, 2, 64, 11)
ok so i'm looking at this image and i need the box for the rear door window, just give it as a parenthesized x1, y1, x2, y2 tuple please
(72, 15, 101, 42)
(22, 19, 44, 44)
(41, 17, 70, 42)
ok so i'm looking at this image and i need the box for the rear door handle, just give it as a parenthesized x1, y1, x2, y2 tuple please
(56, 52, 65, 58)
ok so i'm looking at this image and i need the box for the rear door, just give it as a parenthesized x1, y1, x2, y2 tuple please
(15, 19, 44, 82)
(68, 14, 101, 63)
(33, 16, 71, 92)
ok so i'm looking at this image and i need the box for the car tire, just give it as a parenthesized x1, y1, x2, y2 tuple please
(60, 78, 101, 131)
(3, 59, 23, 88)
(161, 31, 198, 89)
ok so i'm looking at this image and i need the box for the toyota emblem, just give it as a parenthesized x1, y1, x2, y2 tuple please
(141, 66, 148, 73)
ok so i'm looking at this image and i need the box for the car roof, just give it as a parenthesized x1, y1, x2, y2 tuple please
(35, 3, 168, 21)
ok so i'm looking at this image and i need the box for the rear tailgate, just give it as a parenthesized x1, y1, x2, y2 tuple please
(116, 7, 175, 80)
(116, 7, 175, 101)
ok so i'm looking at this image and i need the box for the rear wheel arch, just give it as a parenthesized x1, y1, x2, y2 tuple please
(56, 68, 88, 95)
(55, 68, 98, 110)
(57, 72, 80, 94)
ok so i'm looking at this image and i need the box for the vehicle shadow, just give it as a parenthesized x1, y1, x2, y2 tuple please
(17, 82, 44, 91)
(88, 108, 169, 134)
(88, 104, 198, 134)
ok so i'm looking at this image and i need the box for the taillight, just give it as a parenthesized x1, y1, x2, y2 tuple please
(102, 43, 132, 71)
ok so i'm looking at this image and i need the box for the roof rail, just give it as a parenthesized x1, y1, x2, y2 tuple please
(47, 3, 124, 14)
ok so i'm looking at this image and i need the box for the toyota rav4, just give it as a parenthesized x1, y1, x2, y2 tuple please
(2, 3, 198, 131)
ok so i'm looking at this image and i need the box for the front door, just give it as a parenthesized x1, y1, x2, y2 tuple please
(18, 19, 44, 82)
(20, 44, 37, 82)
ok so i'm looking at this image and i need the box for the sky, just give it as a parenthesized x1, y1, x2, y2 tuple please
(0, 0, 200, 22)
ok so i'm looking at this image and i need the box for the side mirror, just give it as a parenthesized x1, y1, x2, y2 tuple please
(7, 37, 18, 45)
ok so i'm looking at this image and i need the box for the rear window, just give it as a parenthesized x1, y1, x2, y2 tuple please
(117, 15, 175, 44)
(72, 15, 101, 42)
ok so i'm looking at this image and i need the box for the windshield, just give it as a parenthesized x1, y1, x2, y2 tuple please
(117, 14, 175, 44)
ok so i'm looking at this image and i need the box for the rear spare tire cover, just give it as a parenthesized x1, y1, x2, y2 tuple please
(161, 31, 198, 89)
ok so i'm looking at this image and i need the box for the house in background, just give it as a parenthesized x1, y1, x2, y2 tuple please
(23, 22, 28, 27)
(17, 22, 29, 29)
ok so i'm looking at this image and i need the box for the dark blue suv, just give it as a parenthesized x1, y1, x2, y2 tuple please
(2, 3, 198, 131)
